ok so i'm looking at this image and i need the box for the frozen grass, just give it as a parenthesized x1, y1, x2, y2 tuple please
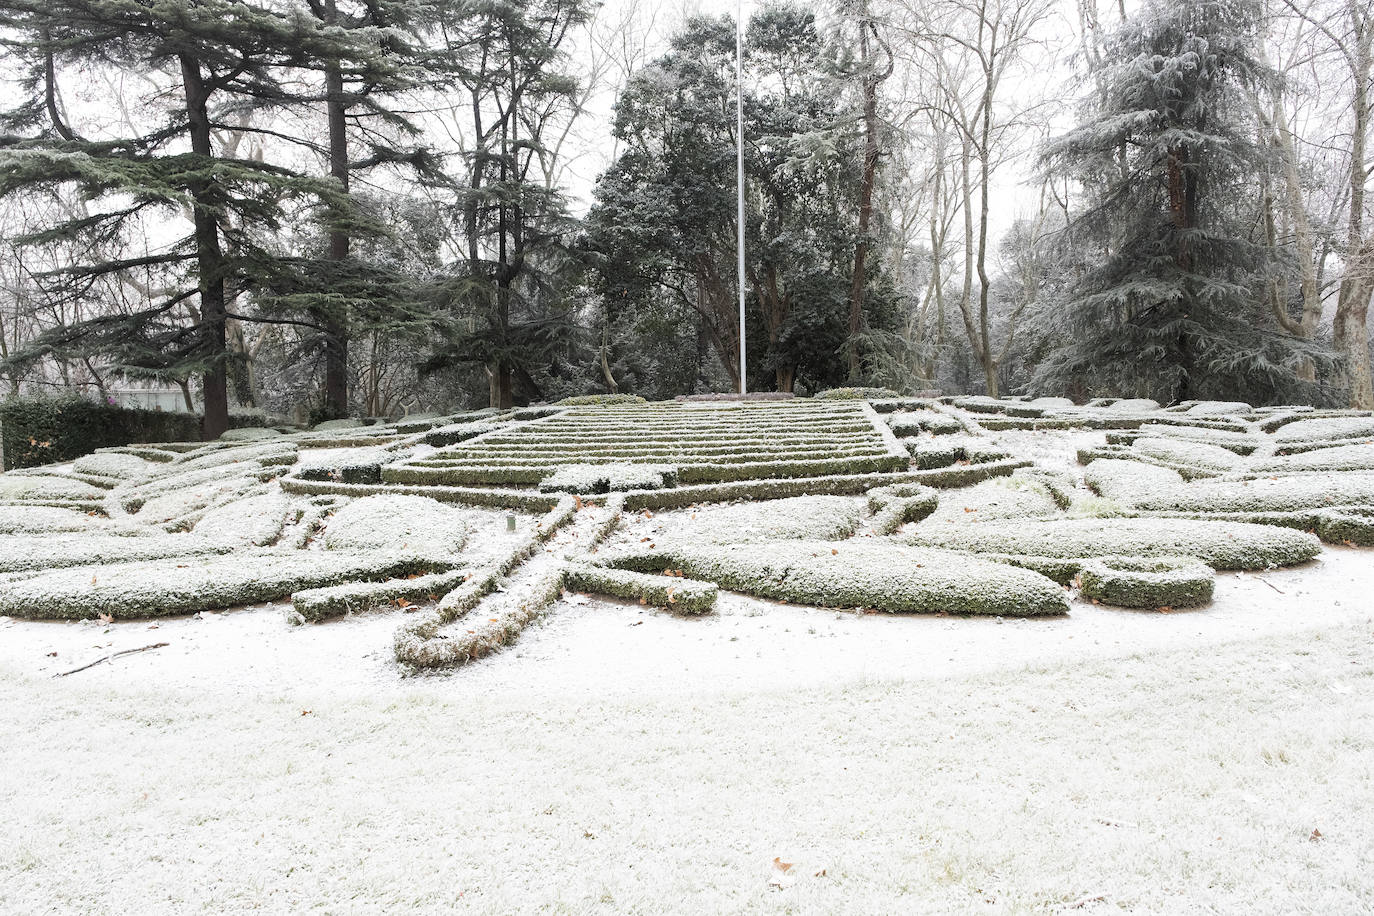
(0, 620, 1370, 914)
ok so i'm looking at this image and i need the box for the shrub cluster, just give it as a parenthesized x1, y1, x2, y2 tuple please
(0, 395, 201, 470)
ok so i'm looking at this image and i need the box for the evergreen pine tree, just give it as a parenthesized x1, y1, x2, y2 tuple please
(1034, 0, 1322, 404)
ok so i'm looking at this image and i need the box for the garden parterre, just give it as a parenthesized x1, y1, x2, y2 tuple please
(0, 395, 1370, 668)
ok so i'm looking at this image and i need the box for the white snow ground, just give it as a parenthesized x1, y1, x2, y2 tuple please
(1, 428, 1372, 913)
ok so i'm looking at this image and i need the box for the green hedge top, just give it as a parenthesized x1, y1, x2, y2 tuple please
(1, 395, 201, 471)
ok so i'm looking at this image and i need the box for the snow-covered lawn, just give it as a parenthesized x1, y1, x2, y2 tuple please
(1, 613, 1370, 914)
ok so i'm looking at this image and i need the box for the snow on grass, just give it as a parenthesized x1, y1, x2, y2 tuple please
(1, 620, 1369, 914)
(320, 494, 469, 558)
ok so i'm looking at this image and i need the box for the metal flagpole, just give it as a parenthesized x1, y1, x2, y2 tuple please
(736, 0, 747, 395)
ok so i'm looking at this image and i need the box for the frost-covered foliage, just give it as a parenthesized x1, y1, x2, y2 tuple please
(867, 484, 940, 534)
(1077, 556, 1214, 608)
(0, 504, 102, 533)
(72, 452, 158, 479)
(1186, 401, 1252, 416)
(555, 394, 648, 406)
(132, 474, 264, 526)
(1316, 506, 1374, 546)
(0, 474, 107, 502)
(539, 463, 677, 493)
(903, 517, 1319, 569)
(292, 568, 474, 621)
(1083, 459, 1185, 502)
(1126, 424, 1260, 454)
(564, 563, 717, 614)
(312, 418, 366, 431)
(604, 540, 1070, 616)
(1252, 444, 1374, 473)
(887, 411, 964, 436)
(1273, 417, 1374, 443)
(322, 495, 469, 557)
(653, 495, 863, 544)
(1132, 473, 1374, 514)
(916, 477, 1059, 526)
(1133, 437, 1244, 472)
(296, 447, 393, 484)
(0, 551, 444, 619)
(220, 427, 283, 441)
(814, 387, 900, 400)
(0, 532, 231, 573)
(193, 492, 293, 546)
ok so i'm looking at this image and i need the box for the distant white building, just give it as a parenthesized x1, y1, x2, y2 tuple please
(107, 386, 190, 412)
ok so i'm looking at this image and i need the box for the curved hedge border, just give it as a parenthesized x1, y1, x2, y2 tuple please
(1078, 556, 1214, 608)
(867, 484, 939, 535)
(1316, 505, 1374, 546)
(291, 568, 474, 622)
(563, 563, 717, 614)
(902, 517, 1321, 570)
(602, 539, 1070, 617)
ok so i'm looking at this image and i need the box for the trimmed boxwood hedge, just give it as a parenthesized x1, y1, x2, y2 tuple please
(563, 563, 717, 614)
(0, 550, 446, 620)
(1077, 556, 1214, 608)
(1316, 505, 1374, 546)
(602, 539, 1070, 617)
(1, 395, 201, 470)
(291, 568, 474, 622)
(902, 517, 1320, 570)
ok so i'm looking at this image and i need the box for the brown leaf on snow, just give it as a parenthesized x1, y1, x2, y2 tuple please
(97, 612, 114, 625)
(1310, 828, 1323, 842)
(772, 857, 794, 874)
(395, 598, 412, 608)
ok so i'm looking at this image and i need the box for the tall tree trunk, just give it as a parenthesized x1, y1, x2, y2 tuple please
(179, 54, 229, 440)
(322, 0, 350, 418)
(847, 5, 885, 382)
(1337, 27, 1374, 408)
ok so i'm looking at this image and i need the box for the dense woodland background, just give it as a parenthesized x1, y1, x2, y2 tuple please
(0, 0, 1371, 437)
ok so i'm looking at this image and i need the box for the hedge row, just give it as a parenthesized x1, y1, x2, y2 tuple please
(1077, 556, 1214, 608)
(0, 395, 202, 470)
(563, 563, 717, 614)
(292, 568, 474, 622)
(602, 539, 1070, 617)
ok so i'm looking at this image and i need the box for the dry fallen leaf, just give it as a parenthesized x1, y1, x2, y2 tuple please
(98, 612, 114, 625)
(1310, 828, 1323, 842)
(395, 597, 412, 608)
(830, 548, 838, 555)
(772, 857, 794, 874)
(300, 709, 312, 716)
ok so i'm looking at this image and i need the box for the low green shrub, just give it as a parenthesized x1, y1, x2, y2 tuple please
(539, 463, 677, 494)
(221, 427, 282, 441)
(1133, 472, 1374, 514)
(866, 484, 940, 534)
(0, 550, 444, 619)
(0, 504, 103, 534)
(554, 394, 649, 406)
(1077, 556, 1214, 608)
(1316, 505, 1374, 546)
(1133, 437, 1243, 472)
(1252, 444, 1374, 474)
(1273, 416, 1374, 444)
(659, 495, 863, 544)
(322, 494, 469, 557)
(563, 563, 717, 614)
(0, 474, 108, 502)
(902, 517, 1320, 570)
(292, 568, 474, 621)
(813, 387, 900, 400)
(602, 539, 1069, 616)
(1083, 458, 1184, 502)
(192, 491, 293, 546)
(916, 476, 1059, 526)
(72, 452, 158, 479)
(279, 475, 561, 511)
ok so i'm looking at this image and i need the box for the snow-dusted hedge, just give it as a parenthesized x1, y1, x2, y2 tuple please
(589, 493, 627, 548)
(555, 394, 648, 406)
(291, 568, 474, 622)
(192, 491, 293, 546)
(0, 504, 102, 534)
(563, 563, 717, 614)
(1077, 444, 1221, 479)
(539, 463, 677, 493)
(0, 532, 232, 574)
(1083, 459, 1184, 502)
(1316, 505, 1374, 546)
(1273, 416, 1374, 444)
(886, 411, 964, 436)
(813, 387, 900, 400)
(617, 458, 1030, 510)
(295, 446, 392, 484)
(902, 517, 1320, 570)
(279, 474, 561, 511)
(662, 495, 863, 544)
(0, 550, 443, 619)
(1132, 437, 1243, 472)
(1131, 424, 1260, 455)
(602, 539, 1069, 617)
(1251, 444, 1374, 474)
(220, 427, 282, 441)
(1132, 472, 1374, 514)
(131, 473, 263, 525)
(321, 494, 469, 558)
(916, 476, 1058, 526)
(72, 451, 158, 480)
(1077, 556, 1214, 608)
(0, 474, 108, 502)
(1186, 401, 1252, 416)
(312, 418, 366, 431)
(867, 484, 939, 534)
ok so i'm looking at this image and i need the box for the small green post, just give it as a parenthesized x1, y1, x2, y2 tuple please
(506, 513, 517, 533)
